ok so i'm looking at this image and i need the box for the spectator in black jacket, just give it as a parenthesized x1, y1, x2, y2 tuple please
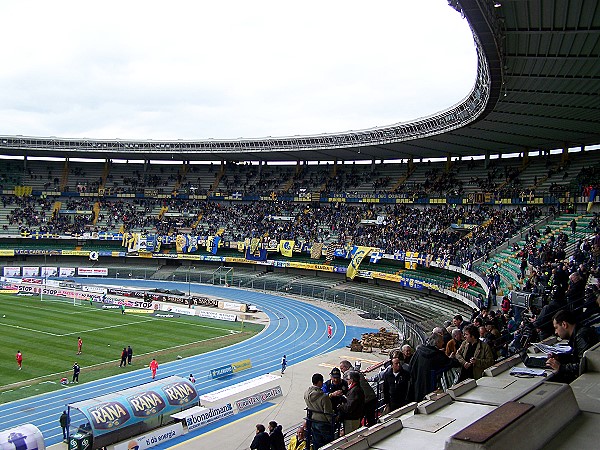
(547, 310, 599, 383)
(382, 356, 410, 413)
(408, 332, 456, 403)
(268, 421, 285, 450)
(250, 424, 270, 450)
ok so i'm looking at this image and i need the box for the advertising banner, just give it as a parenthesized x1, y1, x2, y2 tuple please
(111, 422, 184, 450)
(190, 296, 219, 307)
(21, 278, 42, 284)
(3, 267, 21, 277)
(22, 267, 39, 277)
(157, 304, 195, 316)
(232, 359, 252, 373)
(235, 386, 283, 413)
(195, 310, 237, 322)
(69, 376, 198, 437)
(77, 267, 109, 276)
(59, 267, 76, 277)
(184, 404, 234, 432)
(0, 424, 46, 450)
(218, 301, 247, 312)
(61, 250, 90, 256)
(40, 267, 58, 277)
(82, 285, 107, 294)
(210, 365, 233, 379)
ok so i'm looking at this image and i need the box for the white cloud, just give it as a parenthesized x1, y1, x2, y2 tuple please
(0, 0, 477, 140)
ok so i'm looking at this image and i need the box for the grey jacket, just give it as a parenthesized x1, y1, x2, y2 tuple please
(304, 385, 334, 423)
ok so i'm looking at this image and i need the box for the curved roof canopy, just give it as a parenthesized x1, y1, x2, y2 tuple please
(0, 0, 598, 162)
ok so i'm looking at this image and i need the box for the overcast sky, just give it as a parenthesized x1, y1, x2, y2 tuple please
(0, 0, 477, 141)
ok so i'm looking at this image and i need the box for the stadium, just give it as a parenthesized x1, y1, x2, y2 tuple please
(0, 1, 599, 449)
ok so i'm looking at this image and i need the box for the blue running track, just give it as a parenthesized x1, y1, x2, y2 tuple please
(0, 278, 377, 446)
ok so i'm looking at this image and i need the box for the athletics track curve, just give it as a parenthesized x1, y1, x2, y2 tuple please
(0, 278, 378, 446)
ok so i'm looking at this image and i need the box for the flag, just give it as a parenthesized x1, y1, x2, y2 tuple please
(435, 257, 450, 269)
(206, 236, 220, 255)
(187, 235, 199, 253)
(176, 234, 187, 253)
(347, 246, 374, 280)
(245, 247, 267, 261)
(279, 240, 294, 257)
(310, 242, 324, 259)
(424, 253, 433, 268)
(153, 235, 162, 252)
(369, 251, 384, 263)
(405, 251, 419, 270)
(250, 237, 261, 254)
(143, 234, 157, 252)
(325, 244, 336, 263)
(392, 250, 405, 262)
(122, 232, 140, 253)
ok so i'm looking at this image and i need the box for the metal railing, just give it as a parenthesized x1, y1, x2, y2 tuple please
(94, 267, 426, 347)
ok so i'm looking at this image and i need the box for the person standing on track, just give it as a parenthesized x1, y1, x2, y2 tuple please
(77, 337, 83, 355)
(149, 358, 159, 379)
(59, 410, 69, 441)
(281, 355, 287, 374)
(327, 324, 333, 339)
(16, 350, 23, 370)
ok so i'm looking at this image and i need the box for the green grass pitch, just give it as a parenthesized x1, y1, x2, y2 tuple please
(0, 292, 262, 403)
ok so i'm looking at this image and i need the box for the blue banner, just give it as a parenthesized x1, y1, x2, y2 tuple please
(245, 247, 267, 261)
(210, 364, 234, 379)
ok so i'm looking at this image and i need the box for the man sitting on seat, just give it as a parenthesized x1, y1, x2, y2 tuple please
(547, 310, 599, 383)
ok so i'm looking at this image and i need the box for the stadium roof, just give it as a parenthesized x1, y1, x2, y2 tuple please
(0, 0, 599, 162)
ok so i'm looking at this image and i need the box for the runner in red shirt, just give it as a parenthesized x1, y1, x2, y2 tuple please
(77, 337, 83, 355)
(16, 351, 23, 370)
(149, 358, 159, 379)
(327, 324, 333, 339)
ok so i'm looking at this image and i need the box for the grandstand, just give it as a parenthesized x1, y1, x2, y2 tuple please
(0, 0, 600, 449)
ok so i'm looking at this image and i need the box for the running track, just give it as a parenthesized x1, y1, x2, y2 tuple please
(0, 278, 377, 445)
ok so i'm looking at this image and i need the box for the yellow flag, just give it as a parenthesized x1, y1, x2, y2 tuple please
(279, 240, 294, 257)
(347, 246, 374, 280)
(405, 251, 419, 270)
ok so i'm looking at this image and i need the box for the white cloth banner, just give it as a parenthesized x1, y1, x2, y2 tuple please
(3, 267, 21, 277)
(22, 267, 39, 277)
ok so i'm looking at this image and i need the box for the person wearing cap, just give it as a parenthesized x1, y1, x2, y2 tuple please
(321, 367, 348, 412)
(337, 371, 365, 435)
(339, 359, 377, 427)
